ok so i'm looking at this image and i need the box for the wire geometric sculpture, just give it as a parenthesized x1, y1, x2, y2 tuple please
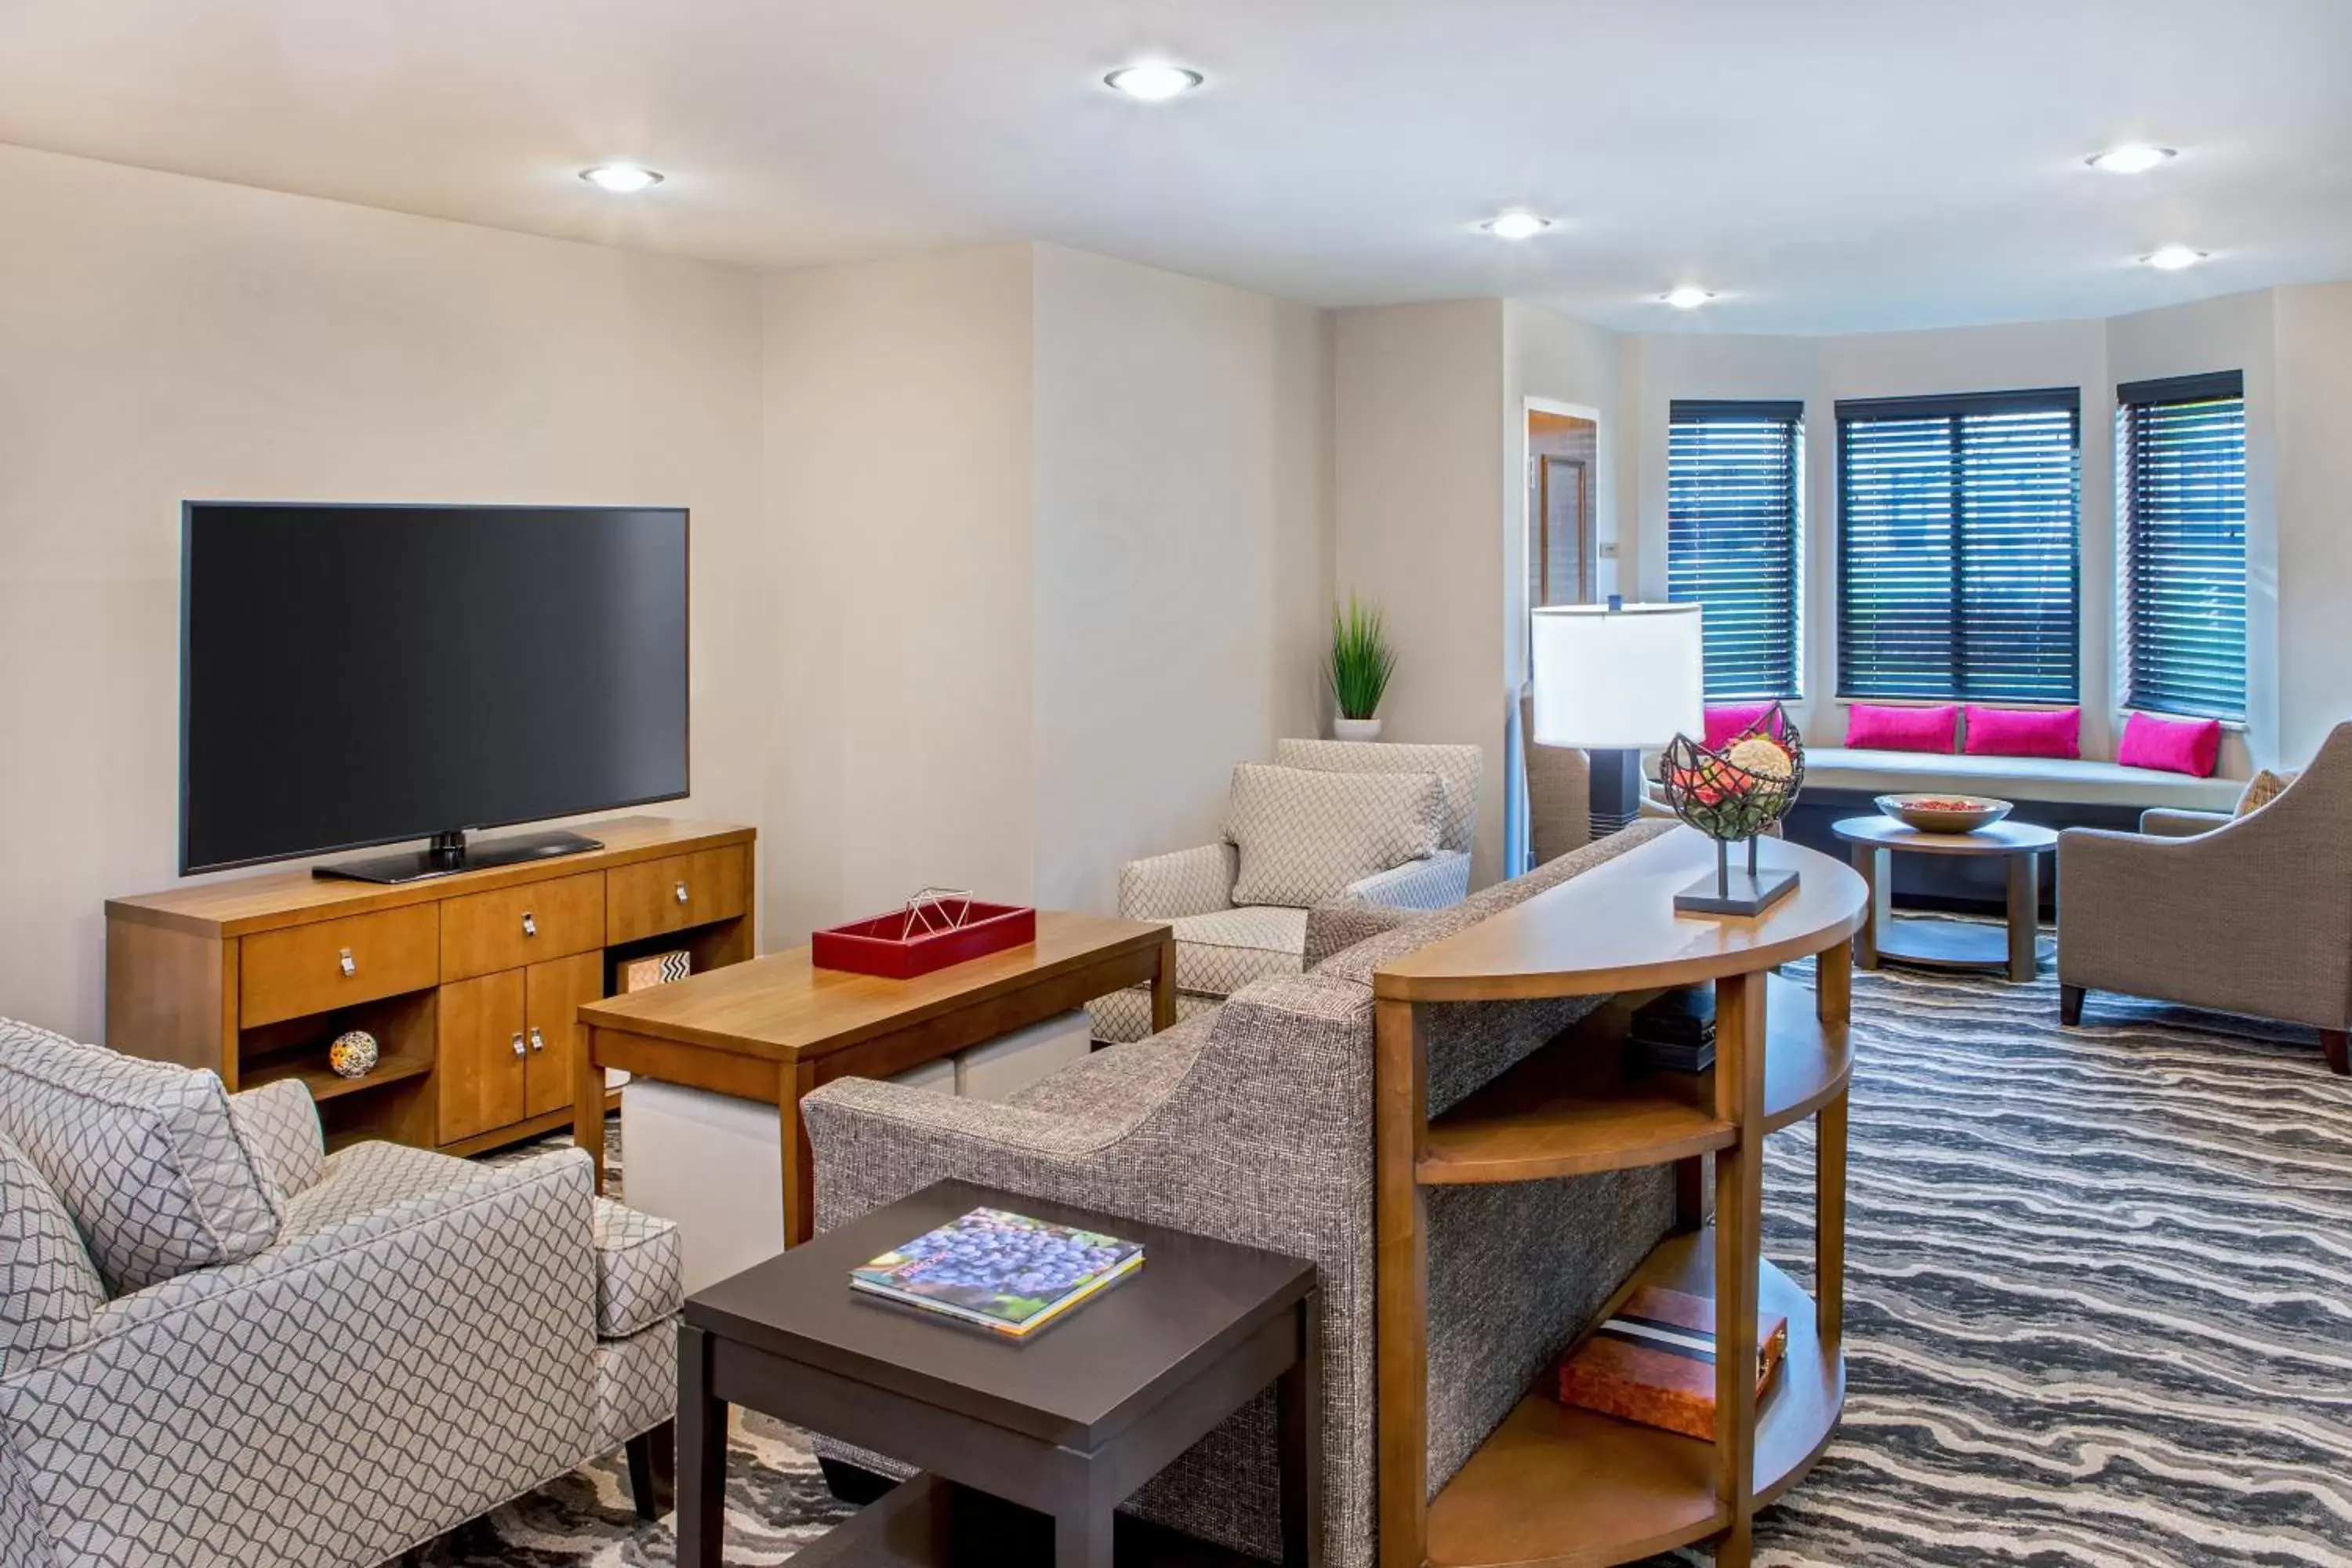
(1656, 703, 1807, 915)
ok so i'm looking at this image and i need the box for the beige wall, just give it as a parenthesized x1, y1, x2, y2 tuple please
(758, 246, 1040, 946)
(0, 143, 768, 1042)
(2273, 281, 2352, 765)
(1332, 299, 1510, 883)
(1030, 244, 1331, 913)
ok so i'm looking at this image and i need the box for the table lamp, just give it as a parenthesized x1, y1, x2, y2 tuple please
(1528, 599, 1704, 840)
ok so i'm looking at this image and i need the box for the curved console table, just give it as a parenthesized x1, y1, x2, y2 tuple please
(1372, 826, 1867, 1568)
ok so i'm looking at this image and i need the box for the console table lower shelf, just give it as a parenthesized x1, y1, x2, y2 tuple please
(1425, 1232, 1844, 1568)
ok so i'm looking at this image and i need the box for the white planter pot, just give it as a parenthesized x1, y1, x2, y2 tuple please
(1333, 717, 1384, 742)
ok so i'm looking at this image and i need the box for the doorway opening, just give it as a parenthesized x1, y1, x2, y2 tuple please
(1527, 408, 1599, 609)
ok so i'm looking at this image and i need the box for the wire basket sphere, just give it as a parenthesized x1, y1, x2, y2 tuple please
(1657, 704, 1806, 842)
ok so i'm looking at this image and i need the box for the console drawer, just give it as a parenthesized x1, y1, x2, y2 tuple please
(440, 872, 606, 982)
(607, 848, 748, 946)
(240, 905, 440, 1028)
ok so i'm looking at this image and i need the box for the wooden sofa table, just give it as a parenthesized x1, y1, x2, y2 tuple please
(1371, 826, 1867, 1568)
(572, 911, 1176, 1246)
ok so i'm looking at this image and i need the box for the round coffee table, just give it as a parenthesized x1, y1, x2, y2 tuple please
(1830, 815, 2058, 983)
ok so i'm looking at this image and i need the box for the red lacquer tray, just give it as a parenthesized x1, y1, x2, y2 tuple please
(811, 900, 1038, 980)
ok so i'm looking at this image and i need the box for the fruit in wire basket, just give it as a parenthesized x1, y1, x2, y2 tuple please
(1659, 705, 1806, 842)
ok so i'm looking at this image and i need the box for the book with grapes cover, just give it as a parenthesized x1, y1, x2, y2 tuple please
(850, 1207, 1144, 1336)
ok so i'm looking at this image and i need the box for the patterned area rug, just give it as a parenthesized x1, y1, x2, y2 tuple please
(418, 946, 2352, 1567)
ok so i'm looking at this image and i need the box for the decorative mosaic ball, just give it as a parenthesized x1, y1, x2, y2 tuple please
(328, 1029, 379, 1080)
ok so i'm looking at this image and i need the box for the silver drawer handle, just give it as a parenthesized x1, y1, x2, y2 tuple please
(510, 1033, 526, 1058)
(337, 948, 356, 978)
(674, 880, 690, 905)
(521, 911, 538, 938)
(528, 1027, 546, 1054)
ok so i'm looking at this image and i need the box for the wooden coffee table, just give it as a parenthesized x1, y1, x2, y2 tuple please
(1831, 815, 2058, 983)
(572, 912, 1175, 1245)
(677, 1178, 1320, 1568)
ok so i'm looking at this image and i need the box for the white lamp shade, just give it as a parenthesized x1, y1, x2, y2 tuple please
(1529, 603, 1705, 750)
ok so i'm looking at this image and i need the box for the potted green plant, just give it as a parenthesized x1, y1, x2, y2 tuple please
(1329, 595, 1396, 742)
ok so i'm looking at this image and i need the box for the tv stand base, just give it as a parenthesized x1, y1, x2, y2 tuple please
(314, 829, 605, 884)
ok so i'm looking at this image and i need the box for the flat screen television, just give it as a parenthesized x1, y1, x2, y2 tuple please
(181, 503, 689, 882)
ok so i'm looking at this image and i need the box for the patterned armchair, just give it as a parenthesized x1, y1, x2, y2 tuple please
(0, 1017, 682, 1568)
(803, 821, 1678, 1568)
(1089, 739, 1484, 1041)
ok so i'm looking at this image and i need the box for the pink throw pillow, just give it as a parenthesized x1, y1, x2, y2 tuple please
(1963, 705, 2080, 760)
(1703, 702, 1775, 751)
(2118, 711, 2222, 778)
(1845, 702, 1958, 753)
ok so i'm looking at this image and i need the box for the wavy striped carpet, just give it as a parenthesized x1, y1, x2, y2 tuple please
(423, 953, 2352, 1567)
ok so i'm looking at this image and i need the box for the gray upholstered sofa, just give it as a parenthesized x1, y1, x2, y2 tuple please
(2058, 721, 2352, 1075)
(1090, 738, 1484, 1042)
(0, 1017, 682, 1567)
(802, 819, 1679, 1568)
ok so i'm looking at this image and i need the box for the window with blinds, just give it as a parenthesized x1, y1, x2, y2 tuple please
(2119, 371, 2246, 721)
(1835, 388, 2081, 702)
(1667, 399, 1802, 701)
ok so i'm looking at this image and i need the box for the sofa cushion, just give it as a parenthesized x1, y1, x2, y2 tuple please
(2235, 767, 2301, 816)
(591, 1198, 683, 1338)
(1703, 702, 1775, 751)
(1964, 704, 2080, 760)
(1225, 763, 1444, 908)
(0, 1130, 104, 1377)
(0, 1017, 284, 1294)
(230, 1079, 327, 1199)
(2118, 710, 2223, 778)
(1172, 906, 1311, 995)
(1845, 702, 1958, 753)
(1273, 739, 1483, 854)
(1800, 746, 2244, 811)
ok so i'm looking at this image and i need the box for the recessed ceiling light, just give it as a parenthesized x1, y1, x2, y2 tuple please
(1661, 287, 1715, 309)
(580, 165, 663, 194)
(1482, 211, 1552, 240)
(2088, 144, 2176, 174)
(2143, 245, 2208, 270)
(1105, 64, 1203, 100)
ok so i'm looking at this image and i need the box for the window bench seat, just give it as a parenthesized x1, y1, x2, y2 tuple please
(1800, 746, 2243, 812)
(1784, 747, 2245, 915)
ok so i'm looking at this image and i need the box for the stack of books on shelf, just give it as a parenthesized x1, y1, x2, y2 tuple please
(1628, 985, 1715, 1073)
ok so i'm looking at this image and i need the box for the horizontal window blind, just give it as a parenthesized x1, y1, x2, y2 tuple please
(2120, 371, 2246, 721)
(1836, 388, 2081, 702)
(1667, 399, 1802, 701)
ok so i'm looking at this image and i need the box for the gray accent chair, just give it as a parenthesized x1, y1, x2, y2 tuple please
(1089, 739, 1485, 1042)
(2057, 721, 2352, 1075)
(801, 820, 1680, 1568)
(0, 1017, 682, 1567)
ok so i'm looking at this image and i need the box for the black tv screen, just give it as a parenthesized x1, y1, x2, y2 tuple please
(181, 503, 689, 874)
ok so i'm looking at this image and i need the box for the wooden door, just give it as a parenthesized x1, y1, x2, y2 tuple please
(524, 952, 604, 1121)
(437, 969, 527, 1144)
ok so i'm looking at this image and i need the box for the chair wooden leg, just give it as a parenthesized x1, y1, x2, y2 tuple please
(2324, 1029, 2348, 1077)
(2060, 985, 2085, 1027)
(627, 1419, 676, 1521)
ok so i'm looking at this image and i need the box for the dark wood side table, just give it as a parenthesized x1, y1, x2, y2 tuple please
(677, 1178, 1321, 1568)
(1831, 815, 2058, 983)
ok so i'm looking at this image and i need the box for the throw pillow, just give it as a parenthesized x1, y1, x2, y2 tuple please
(0, 1130, 104, 1377)
(1845, 702, 1958, 753)
(2234, 767, 2301, 816)
(1225, 763, 1444, 909)
(1963, 704, 2081, 760)
(2117, 711, 2223, 779)
(0, 1016, 285, 1295)
(1703, 702, 1776, 752)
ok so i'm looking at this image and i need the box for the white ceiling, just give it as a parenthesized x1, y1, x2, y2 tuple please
(2, 0, 2348, 334)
